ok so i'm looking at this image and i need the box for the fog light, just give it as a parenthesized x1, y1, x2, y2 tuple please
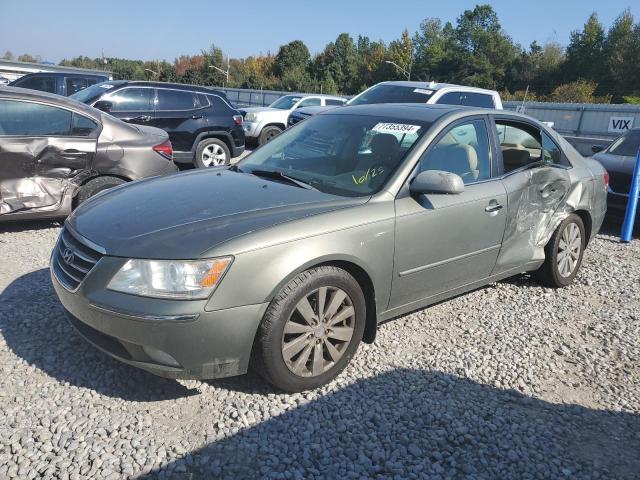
(142, 346, 180, 367)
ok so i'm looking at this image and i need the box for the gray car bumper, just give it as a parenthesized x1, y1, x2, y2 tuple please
(51, 268, 268, 380)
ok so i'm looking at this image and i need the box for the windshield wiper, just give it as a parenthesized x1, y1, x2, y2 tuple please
(249, 169, 318, 190)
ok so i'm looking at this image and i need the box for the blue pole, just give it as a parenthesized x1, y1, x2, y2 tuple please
(620, 147, 640, 242)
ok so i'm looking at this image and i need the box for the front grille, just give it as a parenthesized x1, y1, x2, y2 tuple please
(52, 227, 103, 291)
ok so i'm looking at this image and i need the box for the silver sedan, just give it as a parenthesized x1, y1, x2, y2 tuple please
(50, 104, 608, 392)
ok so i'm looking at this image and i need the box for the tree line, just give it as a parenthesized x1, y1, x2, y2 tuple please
(3, 5, 640, 103)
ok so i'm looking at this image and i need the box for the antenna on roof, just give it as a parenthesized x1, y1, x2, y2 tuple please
(517, 85, 529, 114)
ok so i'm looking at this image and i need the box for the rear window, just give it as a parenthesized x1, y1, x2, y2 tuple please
(461, 92, 494, 108)
(13, 75, 56, 93)
(156, 89, 196, 110)
(348, 84, 434, 105)
(608, 130, 640, 157)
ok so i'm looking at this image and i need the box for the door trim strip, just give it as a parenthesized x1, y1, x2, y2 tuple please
(398, 244, 502, 277)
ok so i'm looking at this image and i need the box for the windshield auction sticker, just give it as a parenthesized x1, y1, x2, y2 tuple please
(372, 123, 421, 135)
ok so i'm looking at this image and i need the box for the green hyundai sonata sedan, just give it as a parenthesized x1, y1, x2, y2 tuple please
(51, 103, 608, 392)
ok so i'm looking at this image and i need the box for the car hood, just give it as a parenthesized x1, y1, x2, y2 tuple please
(68, 169, 366, 259)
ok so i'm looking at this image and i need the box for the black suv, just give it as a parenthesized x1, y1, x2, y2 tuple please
(70, 81, 245, 167)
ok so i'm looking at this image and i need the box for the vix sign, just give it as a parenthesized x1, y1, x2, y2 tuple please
(608, 116, 634, 134)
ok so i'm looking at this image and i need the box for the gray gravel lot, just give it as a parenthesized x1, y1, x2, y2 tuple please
(0, 220, 639, 479)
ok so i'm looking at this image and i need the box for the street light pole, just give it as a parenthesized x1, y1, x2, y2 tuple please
(385, 60, 411, 81)
(209, 55, 230, 87)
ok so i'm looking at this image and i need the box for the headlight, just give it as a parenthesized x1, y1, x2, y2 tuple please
(244, 112, 257, 122)
(107, 257, 233, 299)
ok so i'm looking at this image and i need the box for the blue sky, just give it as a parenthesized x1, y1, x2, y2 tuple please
(1, 0, 639, 62)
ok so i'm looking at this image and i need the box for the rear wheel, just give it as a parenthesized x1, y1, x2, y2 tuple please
(535, 214, 585, 288)
(75, 176, 126, 207)
(195, 138, 230, 168)
(254, 266, 365, 392)
(258, 126, 282, 145)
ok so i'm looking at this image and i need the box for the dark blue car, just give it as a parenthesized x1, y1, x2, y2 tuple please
(9, 72, 110, 96)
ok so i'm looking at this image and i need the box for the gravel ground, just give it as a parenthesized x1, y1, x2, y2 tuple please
(0, 221, 639, 479)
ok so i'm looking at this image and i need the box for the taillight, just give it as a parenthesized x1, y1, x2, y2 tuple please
(153, 139, 173, 160)
(233, 115, 243, 126)
(603, 170, 609, 190)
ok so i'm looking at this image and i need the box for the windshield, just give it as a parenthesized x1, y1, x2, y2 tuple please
(238, 114, 429, 197)
(348, 84, 435, 106)
(269, 95, 303, 110)
(69, 82, 118, 104)
(608, 130, 640, 157)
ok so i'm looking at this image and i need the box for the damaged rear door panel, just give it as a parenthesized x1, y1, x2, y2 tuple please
(0, 98, 99, 216)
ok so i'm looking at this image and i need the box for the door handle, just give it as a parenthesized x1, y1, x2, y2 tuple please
(61, 149, 86, 156)
(129, 115, 152, 122)
(191, 114, 203, 119)
(485, 202, 503, 213)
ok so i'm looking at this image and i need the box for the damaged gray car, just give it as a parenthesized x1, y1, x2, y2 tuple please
(0, 87, 178, 221)
(51, 104, 608, 392)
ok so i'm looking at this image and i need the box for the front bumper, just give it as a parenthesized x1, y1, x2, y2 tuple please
(242, 121, 261, 138)
(51, 260, 268, 380)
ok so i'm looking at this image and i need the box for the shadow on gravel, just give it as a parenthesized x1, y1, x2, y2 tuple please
(0, 219, 62, 233)
(137, 369, 640, 480)
(0, 268, 196, 401)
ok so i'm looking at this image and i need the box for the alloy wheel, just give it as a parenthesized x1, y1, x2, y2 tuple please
(281, 286, 355, 377)
(201, 144, 227, 166)
(557, 222, 581, 277)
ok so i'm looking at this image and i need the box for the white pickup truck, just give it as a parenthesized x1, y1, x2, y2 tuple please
(240, 94, 347, 145)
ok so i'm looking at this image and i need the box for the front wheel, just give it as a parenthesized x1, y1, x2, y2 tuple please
(535, 213, 585, 288)
(254, 266, 366, 392)
(258, 126, 282, 145)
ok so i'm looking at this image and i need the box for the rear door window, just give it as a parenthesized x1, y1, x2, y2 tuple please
(298, 97, 322, 107)
(65, 77, 88, 95)
(326, 98, 346, 106)
(71, 113, 99, 136)
(0, 100, 72, 136)
(108, 88, 154, 112)
(14, 75, 56, 93)
(156, 89, 196, 110)
(460, 92, 495, 108)
(495, 121, 543, 172)
(196, 93, 210, 108)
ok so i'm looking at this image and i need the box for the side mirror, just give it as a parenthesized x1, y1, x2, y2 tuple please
(591, 144, 605, 154)
(94, 100, 113, 113)
(410, 170, 465, 195)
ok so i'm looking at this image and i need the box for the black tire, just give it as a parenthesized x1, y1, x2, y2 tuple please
(258, 125, 282, 145)
(535, 213, 586, 288)
(75, 176, 126, 207)
(254, 266, 366, 392)
(194, 138, 230, 168)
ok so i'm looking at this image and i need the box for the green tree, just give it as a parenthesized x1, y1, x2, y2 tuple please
(2, 51, 14, 60)
(603, 10, 636, 100)
(387, 29, 413, 80)
(273, 40, 311, 91)
(564, 13, 606, 85)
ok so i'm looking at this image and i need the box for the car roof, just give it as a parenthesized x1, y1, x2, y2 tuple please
(11, 71, 108, 80)
(106, 80, 227, 96)
(376, 81, 499, 95)
(0, 85, 102, 119)
(319, 102, 536, 125)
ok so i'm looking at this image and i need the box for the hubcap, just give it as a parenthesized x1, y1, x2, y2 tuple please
(557, 222, 581, 277)
(201, 144, 227, 167)
(281, 286, 355, 377)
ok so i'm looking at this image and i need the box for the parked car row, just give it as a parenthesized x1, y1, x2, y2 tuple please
(9, 72, 110, 96)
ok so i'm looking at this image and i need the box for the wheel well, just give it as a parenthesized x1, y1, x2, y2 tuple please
(197, 134, 232, 153)
(318, 260, 378, 344)
(574, 209, 592, 244)
(262, 123, 286, 132)
(72, 174, 130, 209)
